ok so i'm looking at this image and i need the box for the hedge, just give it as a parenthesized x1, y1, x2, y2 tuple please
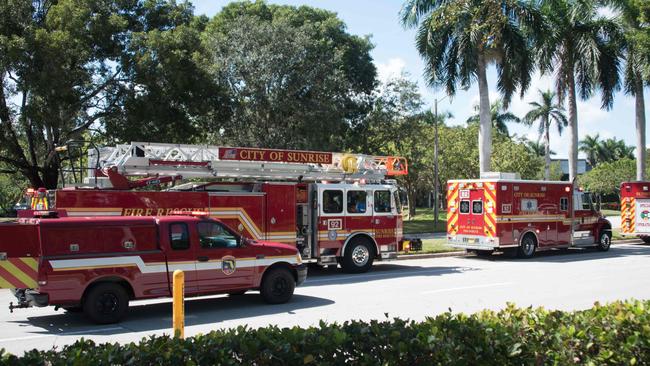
(1, 300, 649, 365)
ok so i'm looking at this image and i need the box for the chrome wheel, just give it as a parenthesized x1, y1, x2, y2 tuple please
(352, 245, 370, 266)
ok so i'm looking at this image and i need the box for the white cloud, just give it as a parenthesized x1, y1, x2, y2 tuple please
(376, 58, 406, 83)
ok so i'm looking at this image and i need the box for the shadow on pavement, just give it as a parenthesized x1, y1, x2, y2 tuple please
(464, 243, 650, 263)
(10, 293, 333, 336)
(302, 263, 470, 287)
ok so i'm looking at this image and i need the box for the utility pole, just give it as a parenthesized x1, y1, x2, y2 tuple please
(433, 96, 448, 232)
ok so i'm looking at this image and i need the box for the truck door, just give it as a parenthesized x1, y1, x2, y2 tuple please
(572, 191, 597, 245)
(193, 220, 256, 292)
(165, 222, 199, 294)
(372, 189, 397, 251)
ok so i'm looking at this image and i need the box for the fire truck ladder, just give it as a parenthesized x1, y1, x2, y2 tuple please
(89, 142, 408, 183)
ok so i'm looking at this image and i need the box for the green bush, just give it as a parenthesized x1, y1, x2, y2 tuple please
(2, 300, 649, 365)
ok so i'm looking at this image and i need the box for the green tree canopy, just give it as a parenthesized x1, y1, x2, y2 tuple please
(202, 0, 376, 150)
(578, 158, 637, 197)
(0, 0, 206, 188)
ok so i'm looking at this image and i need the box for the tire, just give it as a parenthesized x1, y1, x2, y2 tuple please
(517, 234, 537, 259)
(340, 238, 375, 273)
(82, 283, 129, 324)
(597, 231, 612, 251)
(641, 237, 650, 244)
(260, 267, 295, 304)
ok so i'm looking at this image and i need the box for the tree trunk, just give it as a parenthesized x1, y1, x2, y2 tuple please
(544, 118, 551, 181)
(477, 52, 492, 176)
(635, 75, 646, 181)
(567, 71, 578, 182)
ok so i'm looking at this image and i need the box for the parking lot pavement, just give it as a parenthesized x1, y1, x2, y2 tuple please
(1, 243, 649, 355)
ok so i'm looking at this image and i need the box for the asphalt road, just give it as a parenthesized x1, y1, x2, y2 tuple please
(1, 242, 649, 356)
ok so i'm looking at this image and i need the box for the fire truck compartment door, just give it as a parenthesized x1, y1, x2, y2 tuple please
(634, 199, 650, 233)
(194, 221, 255, 292)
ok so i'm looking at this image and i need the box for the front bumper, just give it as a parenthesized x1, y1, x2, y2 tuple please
(295, 264, 307, 286)
(26, 290, 49, 307)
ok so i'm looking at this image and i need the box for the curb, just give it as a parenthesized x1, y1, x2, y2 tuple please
(396, 239, 646, 261)
(397, 251, 466, 260)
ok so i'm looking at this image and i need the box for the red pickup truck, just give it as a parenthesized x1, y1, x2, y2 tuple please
(0, 214, 307, 323)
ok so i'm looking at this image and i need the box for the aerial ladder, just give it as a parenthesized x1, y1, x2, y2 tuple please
(83, 142, 408, 189)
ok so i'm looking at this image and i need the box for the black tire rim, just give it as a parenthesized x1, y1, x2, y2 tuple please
(95, 292, 119, 315)
(271, 276, 289, 297)
(522, 237, 535, 256)
(600, 234, 611, 249)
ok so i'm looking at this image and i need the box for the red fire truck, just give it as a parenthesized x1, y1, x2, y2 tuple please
(446, 173, 612, 257)
(620, 181, 650, 242)
(18, 142, 413, 273)
(0, 214, 306, 323)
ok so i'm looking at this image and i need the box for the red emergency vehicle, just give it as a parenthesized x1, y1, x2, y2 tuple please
(620, 181, 650, 242)
(0, 214, 306, 323)
(18, 142, 413, 273)
(446, 173, 612, 257)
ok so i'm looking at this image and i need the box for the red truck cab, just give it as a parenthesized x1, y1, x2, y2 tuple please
(0, 215, 306, 323)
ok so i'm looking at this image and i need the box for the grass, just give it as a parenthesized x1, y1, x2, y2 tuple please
(601, 209, 621, 217)
(402, 238, 458, 255)
(403, 208, 446, 234)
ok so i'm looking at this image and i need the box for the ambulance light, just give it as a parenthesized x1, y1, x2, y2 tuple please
(359, 179, 366, 185)
(565, 187, 571, 192)
(26, 188, 35, 195)
(38, 281, 47, 286)
(191, 211, 209, 216)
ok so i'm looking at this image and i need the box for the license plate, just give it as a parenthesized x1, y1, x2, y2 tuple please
(463, 238, 477, 244)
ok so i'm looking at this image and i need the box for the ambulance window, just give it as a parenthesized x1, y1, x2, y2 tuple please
(347, 191, 367, 214)
(323, 190, 343, 214)
(521, 199, 538, 212)
(472, 200, 483, 214)
(560, 197, 568, 211)
(460, 200, 470, 214)
(170, 223, 190, 250)
(198, 222, 239, 249)
(582, 193, 593, 210)
(374, 190, 391, 213)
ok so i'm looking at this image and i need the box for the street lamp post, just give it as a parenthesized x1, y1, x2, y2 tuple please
(433, 96, 448, 232)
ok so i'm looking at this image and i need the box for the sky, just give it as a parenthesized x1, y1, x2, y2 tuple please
(192, 0, 650, 159)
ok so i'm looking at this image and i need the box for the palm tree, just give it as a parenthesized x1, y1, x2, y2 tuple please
(523, 90, 568, 180)
(523, 139, 556, 157)
(466, 99, 520, 137)
(401, 0, 544, 175)
(538, 0, 622, 181)
(600, 138, 635, 162)
(579, 134, 603, 167)
(607, 0, 648, 181)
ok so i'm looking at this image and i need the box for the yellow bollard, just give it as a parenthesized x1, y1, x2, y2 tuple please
(172, 270, 185, 339)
